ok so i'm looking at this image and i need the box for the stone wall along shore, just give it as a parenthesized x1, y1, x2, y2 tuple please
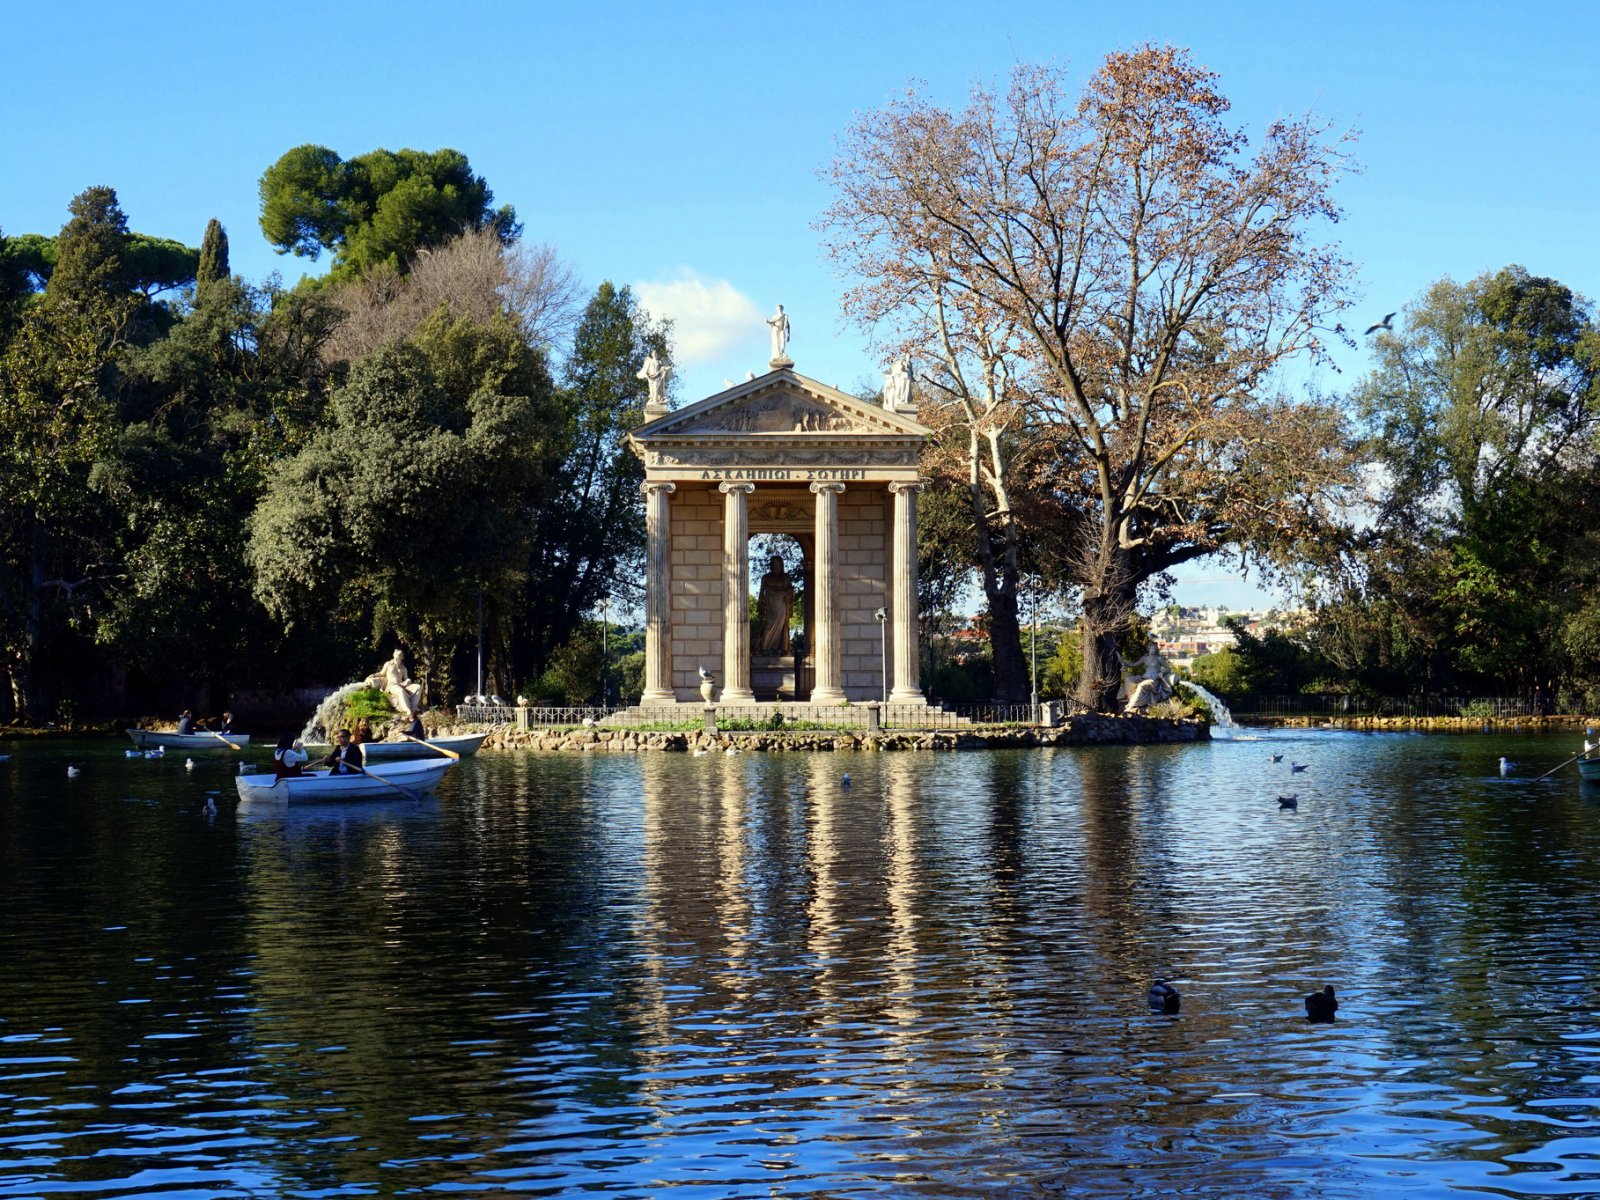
(463, 713, 1206, 754)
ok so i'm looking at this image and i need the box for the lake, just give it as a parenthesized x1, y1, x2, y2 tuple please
(2, 728, 1599, 1197)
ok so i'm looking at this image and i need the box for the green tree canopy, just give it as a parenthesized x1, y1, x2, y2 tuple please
(1304, 266, 1600, 696)
(248, 316, 558, 700)
(259, 145, 519, 281)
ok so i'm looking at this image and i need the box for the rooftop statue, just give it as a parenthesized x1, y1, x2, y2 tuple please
(766, 304, 792, 365)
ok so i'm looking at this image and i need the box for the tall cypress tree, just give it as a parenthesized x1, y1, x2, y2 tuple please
(195, 218, 229, 304)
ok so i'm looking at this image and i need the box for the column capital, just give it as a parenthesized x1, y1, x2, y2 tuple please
(718, 481, 756, 495)
(808, 481, 846, 496)
(887, 479, 926, 495)
(640, 480, 677, 496)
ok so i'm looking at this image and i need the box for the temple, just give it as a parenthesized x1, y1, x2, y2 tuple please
(628, 364, 932, 710)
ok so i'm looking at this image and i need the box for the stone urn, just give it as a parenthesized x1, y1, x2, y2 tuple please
(700, 678, 716, 704)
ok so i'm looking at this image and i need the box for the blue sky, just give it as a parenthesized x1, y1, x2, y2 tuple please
(5, 0, 1597, 609)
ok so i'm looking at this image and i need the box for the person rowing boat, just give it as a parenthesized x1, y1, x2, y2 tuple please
(322, 729, 364, 775)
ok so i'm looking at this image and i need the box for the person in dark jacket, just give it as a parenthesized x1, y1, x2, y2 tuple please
(216, 711, 234, 734)
(322, 729, 364, 775)
(177, 710, 195, 735)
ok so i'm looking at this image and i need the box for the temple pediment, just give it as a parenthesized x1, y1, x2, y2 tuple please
(630, 369, 930, 481)
(633, 369, 930, 442)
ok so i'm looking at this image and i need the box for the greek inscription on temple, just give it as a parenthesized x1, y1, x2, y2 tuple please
(699, 466, 868, 482)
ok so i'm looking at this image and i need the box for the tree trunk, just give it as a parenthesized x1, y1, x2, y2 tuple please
(1078, 581, 1137, 712)
(987, 585, 1030, 703)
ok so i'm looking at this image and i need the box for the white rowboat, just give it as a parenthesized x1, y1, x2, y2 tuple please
(127, 729, 251, 750)
(234, 757, 455, 803)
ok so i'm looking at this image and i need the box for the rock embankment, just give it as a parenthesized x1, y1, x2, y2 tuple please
(1271, 715, 1587, 732)
(466, 713, 1205, 754)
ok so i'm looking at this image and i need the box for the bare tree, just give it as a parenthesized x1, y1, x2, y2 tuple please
(325, 227, 582, 365)
(824, 47, 1359, 709)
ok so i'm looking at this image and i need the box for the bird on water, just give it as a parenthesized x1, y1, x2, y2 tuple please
(1148, 980, 1181, 1014)
(1305, 985, 1338, 1022)
(1278, 794, 1298, 809)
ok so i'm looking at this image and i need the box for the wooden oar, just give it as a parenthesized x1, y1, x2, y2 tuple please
(340, 759, 424, 802)
(1535, 753, 1581, 782)
(206, 730, 242, 751)
(402, 733, 459, 760)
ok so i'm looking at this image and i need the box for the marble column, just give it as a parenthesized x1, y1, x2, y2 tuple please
(808, 482, 847, 704)
(719, 482, 756, 703)
(888, 481, 925, 703)
(639, 481, 677, 704)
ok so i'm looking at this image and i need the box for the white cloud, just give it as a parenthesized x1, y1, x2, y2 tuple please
(632, 270, 763, 364)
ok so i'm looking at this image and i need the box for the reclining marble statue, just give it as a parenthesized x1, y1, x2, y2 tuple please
(368, 648, 424, 717)
(1124, 640, 1176, 712)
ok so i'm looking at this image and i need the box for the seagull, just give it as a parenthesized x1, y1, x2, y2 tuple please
(204, 797, 216, 814)
(582, 716, 596, 727)
(842, 773, 852, 787)
(185, 758, 195, 771)
(1363, 312, 1395, 336)
(1271, 753, 1283, 763)
(725, 746, 741, 755)
(1278, 794, 1299, 809)
(692, 747, 708, 757)
(1147, 980, 1181, 1014)
(1499, 756, 1516, 776)
(490, 695, 505, 706)
(125, 750, 142, 759)
(516, 695, 528, 706)
(1291, 763, 1309, 773)
(1305, 985, 1338, 1022)
(698, 665, 714, 682)
(67, 765, 81, 778)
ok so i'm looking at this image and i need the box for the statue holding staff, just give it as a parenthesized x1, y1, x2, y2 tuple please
(756, 556, 795, 656)
(766, 304, 791, 363)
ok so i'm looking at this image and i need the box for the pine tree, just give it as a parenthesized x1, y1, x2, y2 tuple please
(46, 186, 129, 311)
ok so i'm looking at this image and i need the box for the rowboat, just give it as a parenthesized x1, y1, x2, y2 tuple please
(1578, 751, 1600, 781)
(304, 733, 489, 761)
(127, 728, 251, 750)
(234, 757, 455, 803)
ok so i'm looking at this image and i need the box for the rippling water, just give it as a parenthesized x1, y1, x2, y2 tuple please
(3, 729, 1600, 1197)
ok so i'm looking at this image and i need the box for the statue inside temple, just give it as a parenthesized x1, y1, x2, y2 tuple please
(756, 556, 795, 656)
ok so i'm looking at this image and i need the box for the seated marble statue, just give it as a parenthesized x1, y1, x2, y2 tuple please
(1124, 639, 1175, 712)
(367, 649, 424, 717)
(756, 556, 795, 657)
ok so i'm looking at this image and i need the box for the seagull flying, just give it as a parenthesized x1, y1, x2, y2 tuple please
(1363, 312, 1396, 336)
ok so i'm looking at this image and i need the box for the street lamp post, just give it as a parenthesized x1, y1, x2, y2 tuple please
(1030, 583, 1039, 718)
(601, 593, 610, 708)
(874, 606, 888, 705)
